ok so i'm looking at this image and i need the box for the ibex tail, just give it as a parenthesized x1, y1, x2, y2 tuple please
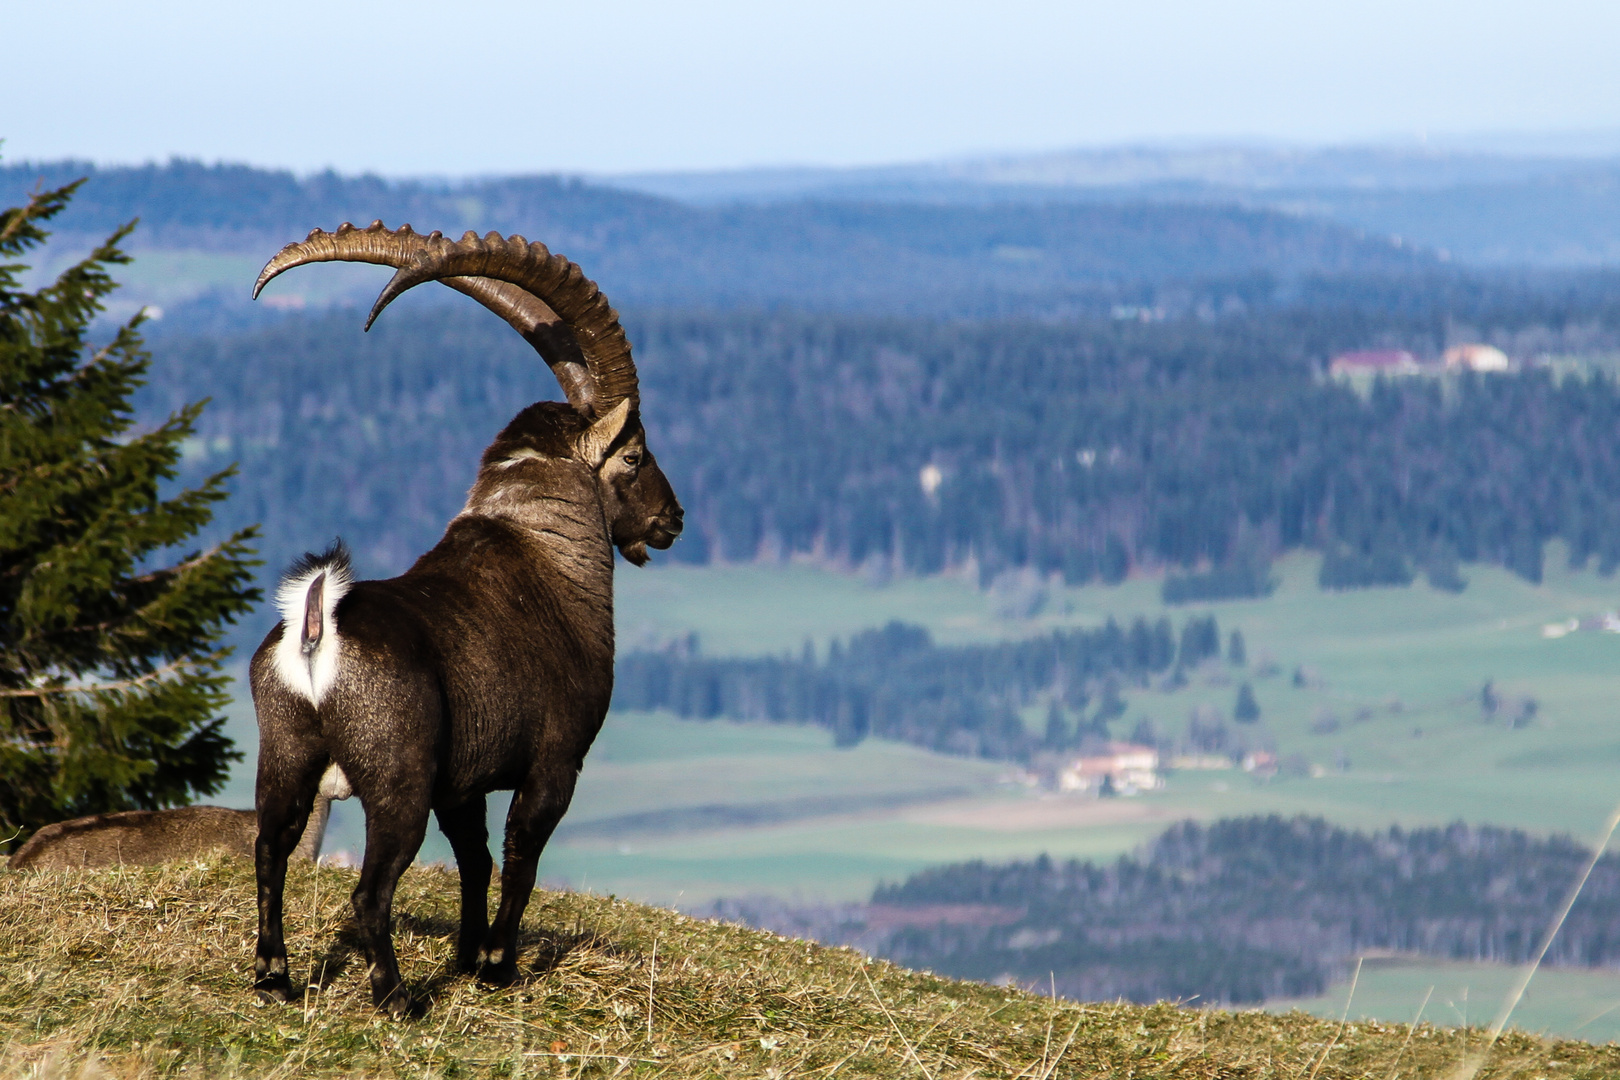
(271, 541, 353, 706)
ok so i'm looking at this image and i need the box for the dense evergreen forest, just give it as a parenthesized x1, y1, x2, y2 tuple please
(705, 816, 1620, 1005)
(615, 616, 1223, 759)
(138, 287, 1620, 598)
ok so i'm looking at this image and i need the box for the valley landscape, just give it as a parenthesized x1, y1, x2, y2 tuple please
(204, 544, 1620, 1036)
(13, 132, 1620, 1069)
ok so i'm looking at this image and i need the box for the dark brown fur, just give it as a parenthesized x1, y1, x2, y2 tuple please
(251, 400, 681, 1016)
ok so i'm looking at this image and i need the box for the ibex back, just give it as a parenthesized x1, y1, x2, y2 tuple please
(248, 224, 682, 1017)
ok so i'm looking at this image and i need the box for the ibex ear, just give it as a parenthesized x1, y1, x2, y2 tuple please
(576, 398, 632, 468)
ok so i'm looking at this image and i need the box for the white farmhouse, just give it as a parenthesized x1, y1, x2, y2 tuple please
(1059, 742, 1163, 795)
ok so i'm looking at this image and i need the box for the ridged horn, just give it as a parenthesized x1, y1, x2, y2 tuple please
(253, 221, 634, 416)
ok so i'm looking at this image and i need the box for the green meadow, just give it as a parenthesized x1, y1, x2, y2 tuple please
(588, 545, 1620, 890)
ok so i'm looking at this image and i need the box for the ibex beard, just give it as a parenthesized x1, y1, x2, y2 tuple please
(248, 223, 682, 1018)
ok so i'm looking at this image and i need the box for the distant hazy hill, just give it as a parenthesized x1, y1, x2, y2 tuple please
(1, 158, 1428, 318)
(613, 143, 1620, 269)
(616, 141, 1615, 202)
(0, 159, 669, 248)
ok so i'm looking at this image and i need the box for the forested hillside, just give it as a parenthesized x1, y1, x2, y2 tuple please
(10, 156, 1614, 594)
(140, 287, 1620, 593)
(3, 159, 1429, 316)
(616, 616, 1223, 759)
(707, 816, 1620, 1006)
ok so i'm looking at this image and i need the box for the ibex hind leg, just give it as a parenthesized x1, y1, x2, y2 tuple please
(435, 797, 493, 974)
(352, 785, 432, 1018)
(253, 750, 327, 1004)
(479, 768, 577, 985)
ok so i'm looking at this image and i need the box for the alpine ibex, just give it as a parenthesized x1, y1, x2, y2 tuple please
(248, 223, 683, 1016)
(7, 796, 333, 871)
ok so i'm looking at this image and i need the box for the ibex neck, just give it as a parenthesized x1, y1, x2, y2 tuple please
(459, 462, 616, 661)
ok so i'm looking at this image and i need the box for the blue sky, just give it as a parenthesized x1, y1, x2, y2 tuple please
(8, 0, 1620, 176)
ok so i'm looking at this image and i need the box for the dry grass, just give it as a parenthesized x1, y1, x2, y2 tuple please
(1, 859, 1616, 1078)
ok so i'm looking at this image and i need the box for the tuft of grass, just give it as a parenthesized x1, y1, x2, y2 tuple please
(2, 858, 1617, 1078)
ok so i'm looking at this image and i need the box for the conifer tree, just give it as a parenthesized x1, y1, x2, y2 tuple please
(1042, 702, 1071, 749)
(0, 177, 259, 846)
(1234, 683, 1261, 724)
(1227, 629, 1246, 667)
(1092, 679, 1126, 729)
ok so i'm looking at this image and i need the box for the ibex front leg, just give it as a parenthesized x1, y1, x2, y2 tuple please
(435, 796, 492, 973)
(479, 768, 577, 985)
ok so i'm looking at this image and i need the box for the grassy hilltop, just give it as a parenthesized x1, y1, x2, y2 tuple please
(2, 859, 1617, 1079)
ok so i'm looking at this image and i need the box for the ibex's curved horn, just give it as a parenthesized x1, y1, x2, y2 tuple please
(435, 275, 598, 412)
(365, 229, 636, 416)
(254, 221, 634, 416)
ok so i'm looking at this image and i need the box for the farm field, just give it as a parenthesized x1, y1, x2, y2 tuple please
(595, 545, 1620, 885)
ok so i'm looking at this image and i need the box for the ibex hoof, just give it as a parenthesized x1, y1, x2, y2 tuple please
(252, 976, 295, 1005)
(476, 960, 519, 986)
(376, 987, 424, 1019)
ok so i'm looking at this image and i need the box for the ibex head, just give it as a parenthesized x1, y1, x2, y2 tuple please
(254, 222, 683, 565)
(478, 396, 682, 565)
(571, 399, 683, 566)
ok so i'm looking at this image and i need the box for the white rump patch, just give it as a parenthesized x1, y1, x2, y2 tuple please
(318, 763, 353, 801)
(271, 556, 353, 706)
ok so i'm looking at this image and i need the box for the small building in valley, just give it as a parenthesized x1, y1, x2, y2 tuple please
(1059, 742, 1163, 795)
(1442, 343, 1512, 372)
(1329, 349, 1421, 377)
(1241, 750, 1278, 778)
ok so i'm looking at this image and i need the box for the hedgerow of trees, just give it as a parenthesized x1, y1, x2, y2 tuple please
(615, 615, 1223, 761)
(855, 816, 1620, 1005)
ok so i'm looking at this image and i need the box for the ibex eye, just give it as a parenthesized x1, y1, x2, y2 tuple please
(623, 453, 642, 466)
